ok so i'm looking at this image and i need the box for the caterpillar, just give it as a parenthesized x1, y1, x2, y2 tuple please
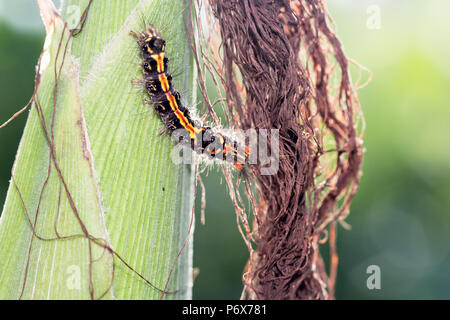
(131, 26, 250, 170)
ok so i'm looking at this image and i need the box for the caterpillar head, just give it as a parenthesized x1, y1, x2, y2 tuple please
(131, 26, 166, 55)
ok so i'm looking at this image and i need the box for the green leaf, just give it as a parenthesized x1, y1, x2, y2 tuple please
(0, 0, 195, 299)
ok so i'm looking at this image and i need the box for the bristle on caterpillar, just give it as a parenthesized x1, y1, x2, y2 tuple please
(131, 25, 250, 170)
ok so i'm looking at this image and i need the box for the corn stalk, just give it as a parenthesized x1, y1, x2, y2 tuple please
(0, 0, 195, 300)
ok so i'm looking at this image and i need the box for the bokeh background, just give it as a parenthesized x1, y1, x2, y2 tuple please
(1, 0, 449, 299)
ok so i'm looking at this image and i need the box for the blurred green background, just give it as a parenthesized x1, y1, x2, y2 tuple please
(1, 0, 449, 299)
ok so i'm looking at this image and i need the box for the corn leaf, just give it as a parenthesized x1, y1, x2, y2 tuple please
(0, 0, 195, 299)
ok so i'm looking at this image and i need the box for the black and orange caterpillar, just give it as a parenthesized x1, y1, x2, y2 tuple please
(131, 26, 249, 170)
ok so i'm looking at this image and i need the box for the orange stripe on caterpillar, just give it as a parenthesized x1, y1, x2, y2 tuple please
(151, 53, 165, 73)
(159, 74, 170, 92)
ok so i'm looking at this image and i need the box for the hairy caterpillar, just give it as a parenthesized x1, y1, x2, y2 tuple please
(131, 26, 249, 170)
